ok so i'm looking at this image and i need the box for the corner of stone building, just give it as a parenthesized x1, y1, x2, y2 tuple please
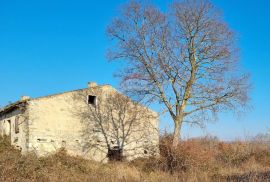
(22, 101, 31, 153)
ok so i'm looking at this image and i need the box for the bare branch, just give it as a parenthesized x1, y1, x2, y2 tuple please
(107, 0, 250, 145)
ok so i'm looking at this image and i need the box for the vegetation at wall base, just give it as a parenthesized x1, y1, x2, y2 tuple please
(0, 135, 269, 182)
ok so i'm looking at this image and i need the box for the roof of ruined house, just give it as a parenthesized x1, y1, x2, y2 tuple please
(0, 84, 156, 116)
(0, 100, 27, 116)
(0, 84, 113, 116)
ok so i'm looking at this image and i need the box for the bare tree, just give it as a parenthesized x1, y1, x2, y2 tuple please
(107, 0, 250, 146)
(73, 89, 158, 161)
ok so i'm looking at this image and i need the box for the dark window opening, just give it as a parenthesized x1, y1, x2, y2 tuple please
(7, 120, 11, 136)
(15, 117, 19, 134)
(88, 95, 97, 106)
(37, 138, 47, 142)
(107, 146, 123, 161)
(144, 150, 148, 154)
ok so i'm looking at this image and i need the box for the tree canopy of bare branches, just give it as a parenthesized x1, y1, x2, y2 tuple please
(107, 0, 250, 146)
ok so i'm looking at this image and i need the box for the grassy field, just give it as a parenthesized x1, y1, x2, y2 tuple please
(0, 135, 269, 182)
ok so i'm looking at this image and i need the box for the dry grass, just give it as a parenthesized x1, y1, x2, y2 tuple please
(0, 135, 269, 182)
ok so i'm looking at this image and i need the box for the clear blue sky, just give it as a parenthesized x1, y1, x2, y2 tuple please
(0, 0, 269, 140)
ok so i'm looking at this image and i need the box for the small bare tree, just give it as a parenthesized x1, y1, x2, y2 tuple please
(107, 0, 250, 146)
(73, 89, 158, 161)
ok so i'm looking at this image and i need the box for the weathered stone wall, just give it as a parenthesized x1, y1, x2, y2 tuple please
(2, 85, 159, 162)
(0, 109, 28, 154)
(123, 113, 159, 160)
(27, 91, 88, 158)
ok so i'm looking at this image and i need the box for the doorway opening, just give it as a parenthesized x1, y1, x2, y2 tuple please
(7, 120, 11, 136)
(107, 146, 123, 161)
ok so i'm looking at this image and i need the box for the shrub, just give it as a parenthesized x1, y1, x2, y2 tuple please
(0, 135, 269, 181)
(216, 142, 251, 166)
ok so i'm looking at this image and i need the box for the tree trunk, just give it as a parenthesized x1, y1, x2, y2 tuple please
(172, 117, 182, 147)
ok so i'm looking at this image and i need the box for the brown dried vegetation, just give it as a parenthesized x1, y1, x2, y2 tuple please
(0, 135, 269, 182)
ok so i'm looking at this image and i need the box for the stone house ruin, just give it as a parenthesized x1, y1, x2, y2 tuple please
(0, 83, 159, 162)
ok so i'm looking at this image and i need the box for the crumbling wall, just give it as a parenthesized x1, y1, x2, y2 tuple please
(27, 86, 159, 162)
(0, 109, 29, 154)
(27, 93, 83, 156)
